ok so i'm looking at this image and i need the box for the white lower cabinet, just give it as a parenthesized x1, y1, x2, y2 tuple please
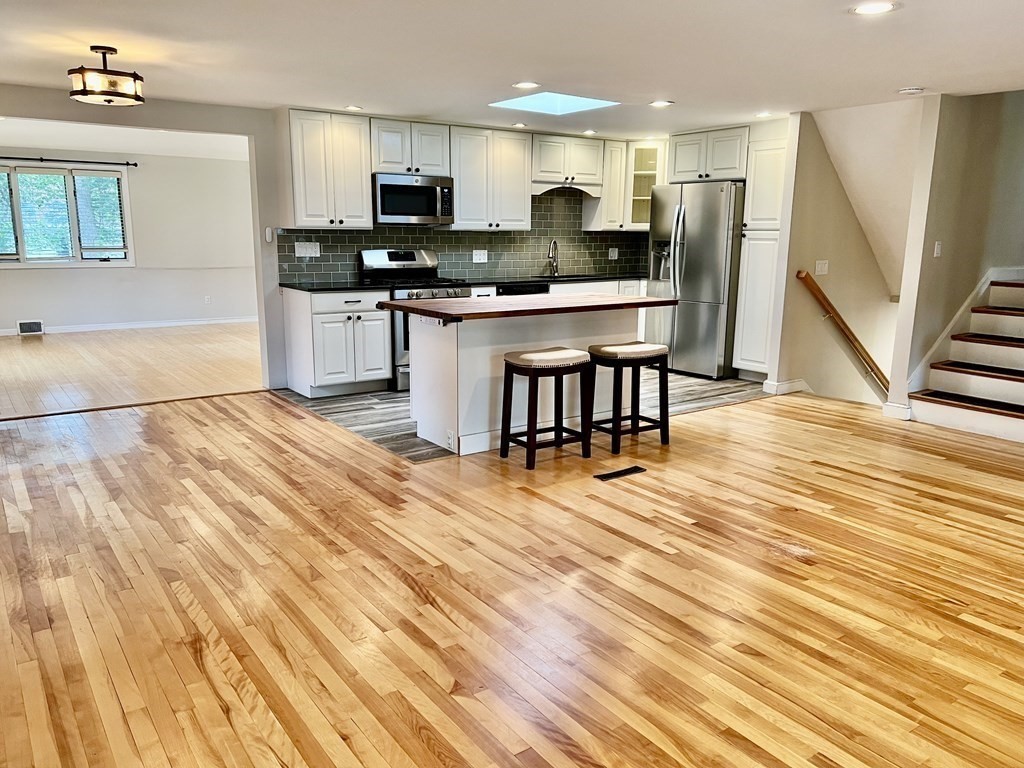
(732, 230, 780, 373)
(284, 288, 392, 397)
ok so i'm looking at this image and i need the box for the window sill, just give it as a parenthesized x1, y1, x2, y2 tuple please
(0, 260, 135, 270)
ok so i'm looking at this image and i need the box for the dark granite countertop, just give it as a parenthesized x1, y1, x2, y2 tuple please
(279, 273, 644, 293)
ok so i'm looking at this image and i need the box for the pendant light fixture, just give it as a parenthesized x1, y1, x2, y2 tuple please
(68, 46, 144, 106)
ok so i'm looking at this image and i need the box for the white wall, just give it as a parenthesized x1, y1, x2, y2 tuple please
(776, 113, 898, 404)
(0, 149, 257, 331)
(813, 100, 922, 298)
(0, 83, 284, 387)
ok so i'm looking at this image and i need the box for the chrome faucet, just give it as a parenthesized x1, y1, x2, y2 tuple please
(547, 239, 559, 276)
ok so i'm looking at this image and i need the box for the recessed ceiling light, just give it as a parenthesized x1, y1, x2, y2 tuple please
(512, 122, 527, 128)
(344, 105, 363, 111)
(649, 100, 674, 108)
(490, 92, 620, 116)
(850, 2, 898, 15)
(755, 111, 774, 118)
(512, 81, 540, 89)
(582, 129, 597, 135)
(897, 86, 926, 95)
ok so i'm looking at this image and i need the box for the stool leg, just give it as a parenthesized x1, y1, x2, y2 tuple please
(580, 363, 594, 459)
(659, 356, 670, 445)
(526, 373, 539, 470)
(611, 364, 623, 455)
(631, 364, 641, 435)
(499, 364, 514, 458)
(554, 373, 564, 447)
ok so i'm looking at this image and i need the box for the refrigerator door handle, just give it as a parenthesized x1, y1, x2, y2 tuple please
(668, 204, 683, 298)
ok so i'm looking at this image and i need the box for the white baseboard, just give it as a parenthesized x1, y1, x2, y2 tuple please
(763, 378, 809, 395)
(883, 402, 913, 420)
(0, 316, 258, 336)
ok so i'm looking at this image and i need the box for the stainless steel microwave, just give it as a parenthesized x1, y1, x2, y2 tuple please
(372, 173, 454, 226)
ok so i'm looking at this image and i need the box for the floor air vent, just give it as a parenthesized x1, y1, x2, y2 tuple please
(17, 320, 44, 336)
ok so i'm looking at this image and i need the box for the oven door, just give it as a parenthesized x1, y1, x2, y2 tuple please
(373, 173, 453, 226)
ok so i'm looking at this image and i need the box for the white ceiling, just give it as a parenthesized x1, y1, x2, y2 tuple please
(0, 118, 249, 160)
(2, 0, 1023, 138)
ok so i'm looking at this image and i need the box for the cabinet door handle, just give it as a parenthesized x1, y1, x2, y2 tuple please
(344, 300, 360, 304)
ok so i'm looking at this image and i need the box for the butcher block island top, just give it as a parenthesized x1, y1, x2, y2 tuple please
(377, 293, 676, 324)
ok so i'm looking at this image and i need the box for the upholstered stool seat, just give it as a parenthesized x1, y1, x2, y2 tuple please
(589, 340, 670, 454)
(499, 347, 595, 470)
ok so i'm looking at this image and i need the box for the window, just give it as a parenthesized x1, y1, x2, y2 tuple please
(0, 165, 131, 266)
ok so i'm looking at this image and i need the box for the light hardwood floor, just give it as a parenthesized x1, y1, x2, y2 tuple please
(0, 323, 263, 420)
(1, 392, 1022, 767)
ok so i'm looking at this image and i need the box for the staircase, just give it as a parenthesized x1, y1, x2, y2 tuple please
(910, 280, 1024, 441)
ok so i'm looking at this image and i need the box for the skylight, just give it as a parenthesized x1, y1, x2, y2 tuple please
(488, 92, 619, 116)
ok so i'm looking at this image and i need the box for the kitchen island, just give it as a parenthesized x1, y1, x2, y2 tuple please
(377, 293, 676, 455)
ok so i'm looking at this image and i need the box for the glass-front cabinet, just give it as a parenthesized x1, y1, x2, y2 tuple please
(625, 141, 664, 230)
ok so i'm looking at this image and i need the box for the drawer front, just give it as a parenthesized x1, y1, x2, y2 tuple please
(311, 291, 389, 314)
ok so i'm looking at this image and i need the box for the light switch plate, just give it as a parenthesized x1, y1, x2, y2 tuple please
(473, 249, 488, 263)
(295, 241, 320, 260)
(933, 241, 943, 258)
(608, 247, 619, 260)
(814, 259, 829, 276)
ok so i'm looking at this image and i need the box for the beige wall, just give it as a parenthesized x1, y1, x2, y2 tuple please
(777, 113, 898, 404)
(0, 83, 284, 387)
(0, 150, 257, 330)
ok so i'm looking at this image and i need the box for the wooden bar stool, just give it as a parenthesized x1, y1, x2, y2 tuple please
(499, 347, 595, 470)
(588, 341, 670, 454)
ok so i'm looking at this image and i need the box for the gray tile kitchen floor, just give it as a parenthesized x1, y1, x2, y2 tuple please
(276, 369, 768, 463)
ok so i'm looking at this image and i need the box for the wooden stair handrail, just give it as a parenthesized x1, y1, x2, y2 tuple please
(796, 270, 890, 394)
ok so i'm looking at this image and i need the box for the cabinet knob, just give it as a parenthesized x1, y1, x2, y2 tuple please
(356, 315, 362, 320)
(742, 222, 748, 228)
(347, 315, 353, 320)
(338, 219, 344, 225)
(406, 167, 412, 172)
(563, 176, 569, 182)
(329, 219, 335, 224)
(570, 176, 575, 182)
(741, 233, 746, 239)
(414, 167, 420, 173)
(488, 223, 493, 228)
(619, 224, 624, 229)
(495, 223, 500, 228)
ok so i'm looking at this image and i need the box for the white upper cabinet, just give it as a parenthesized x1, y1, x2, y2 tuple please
(287, 110, 372, 229)
(668, 126, 748, 182)
(371, 119, 450, 175)
(531, 134, 604, 186)
(450, 126, 531, 231)
(743, 137, 788, 230)
(582, 139, 665, 232)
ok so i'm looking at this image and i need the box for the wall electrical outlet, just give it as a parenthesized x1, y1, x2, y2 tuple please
(933, 241, 943, 258)
(472, 249, 488, 264)
(204, 295, 212, 305)
(295, 241, 320, 260)
(608, 247, 619, 261)
(446, 430, 455, 450)
(814, 260, 829, 276)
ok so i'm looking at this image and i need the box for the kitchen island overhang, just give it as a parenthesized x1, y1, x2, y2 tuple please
(378, 293, 677, 456)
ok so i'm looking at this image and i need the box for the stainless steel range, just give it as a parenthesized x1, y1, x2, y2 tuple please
(359, 249, 469, 390)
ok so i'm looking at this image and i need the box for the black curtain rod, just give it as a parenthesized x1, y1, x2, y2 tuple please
(0, 155, 138, 168)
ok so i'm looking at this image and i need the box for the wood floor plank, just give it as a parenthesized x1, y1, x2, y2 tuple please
(1, 391, 1023, 767)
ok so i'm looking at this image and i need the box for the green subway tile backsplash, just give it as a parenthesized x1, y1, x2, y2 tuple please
(277, 187, 648, 283)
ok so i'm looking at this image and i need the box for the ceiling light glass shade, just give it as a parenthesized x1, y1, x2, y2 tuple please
(851, 2, 897, 14)
(68, 46, 144, 106)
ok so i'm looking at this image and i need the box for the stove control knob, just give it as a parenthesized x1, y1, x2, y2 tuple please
(447, 288, 456, 297)
(409, 290, 419, 299)
(432, 289, 439, 297)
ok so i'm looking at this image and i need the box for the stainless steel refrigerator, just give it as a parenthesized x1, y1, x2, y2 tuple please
(645, 181, 745, 379)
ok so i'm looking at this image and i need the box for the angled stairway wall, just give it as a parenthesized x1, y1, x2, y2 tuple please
(775, 113, 898, 405)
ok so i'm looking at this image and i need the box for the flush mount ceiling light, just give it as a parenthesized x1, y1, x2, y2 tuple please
(511, 122, 527, 128)
(512, 81, 540, 89)
(850, 2, 899, 15)
(582, 129, 597, 135)
(489, 92, 619, 116)
(755, 111, 774, 118)
(67, 45, 144, 106)
(898, 86, 926, 95)
(344, 105, 364, 111)
(649, 100, 674, 108)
